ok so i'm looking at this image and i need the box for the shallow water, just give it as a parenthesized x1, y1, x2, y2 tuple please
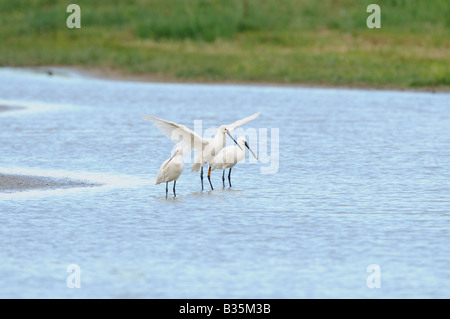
(0, 68, 449, 298)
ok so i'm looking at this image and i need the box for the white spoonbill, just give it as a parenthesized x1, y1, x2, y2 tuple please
(143, 112, 259, 190)
(210, 136, 258, 188)
(156, 147, 184, 198)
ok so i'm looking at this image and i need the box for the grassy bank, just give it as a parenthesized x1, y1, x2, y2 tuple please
(1, 0, 449, 89)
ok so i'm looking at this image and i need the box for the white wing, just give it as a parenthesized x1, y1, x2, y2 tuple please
(226, 112, 260, 132)
(155, 159, 168, 185)
(143, 115, 208, 152)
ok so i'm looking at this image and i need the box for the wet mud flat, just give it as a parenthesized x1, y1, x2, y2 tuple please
(0, 173, 100, 193)
(0, 105, 25, 112)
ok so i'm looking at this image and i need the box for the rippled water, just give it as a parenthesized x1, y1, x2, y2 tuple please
(0, 68, 449, 298)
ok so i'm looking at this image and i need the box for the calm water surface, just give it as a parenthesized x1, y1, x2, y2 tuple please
(0, 68, 449, 298)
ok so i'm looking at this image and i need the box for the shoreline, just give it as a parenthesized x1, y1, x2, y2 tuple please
(0, 173, 100, 193)
(0, 105, 26, 113)
(17, 66, 450, 94)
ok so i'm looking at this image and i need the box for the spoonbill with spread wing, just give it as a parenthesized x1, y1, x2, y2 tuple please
(143, 112, 259, 190)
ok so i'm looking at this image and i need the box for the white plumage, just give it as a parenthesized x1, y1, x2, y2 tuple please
(210, 136, 258, 188)
(143, 112, 259, 190)
(156, 147, 184, 198)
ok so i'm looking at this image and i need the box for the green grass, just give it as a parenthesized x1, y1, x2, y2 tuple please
(0, 0, 449, 89)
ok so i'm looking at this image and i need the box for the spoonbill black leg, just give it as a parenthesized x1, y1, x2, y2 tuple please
(207, 165, 214, 190)
(200, 167, 204, 191)
(173, 180, 177, 197)
(228, 168, 232, 188)
(222, 170, 226, 187)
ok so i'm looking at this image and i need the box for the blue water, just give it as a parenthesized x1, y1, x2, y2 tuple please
(0, 68, 449, 298)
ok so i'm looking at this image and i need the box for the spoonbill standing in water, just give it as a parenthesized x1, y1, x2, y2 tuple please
(143, 112, 259, 191)
(156, 147, 184, 198)
(210, 136, 258, 188)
